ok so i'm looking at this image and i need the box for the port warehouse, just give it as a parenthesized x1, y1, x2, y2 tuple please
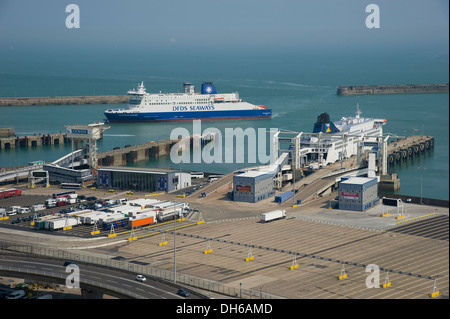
(96, 167, 191, 193)
(32, 197, 189, 231)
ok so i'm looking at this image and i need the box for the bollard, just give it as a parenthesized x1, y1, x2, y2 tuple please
(245, 248, 254, 261)
(338, 263, 347, 280)
(382, 271, 391, 288)
(431, 279, 440, 298)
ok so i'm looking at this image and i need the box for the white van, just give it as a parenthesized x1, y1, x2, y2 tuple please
(6, 290, 25, 299)
(45, 199, 57, 208)
(31, 204, 46, 212)
(18, 207, 31, 214)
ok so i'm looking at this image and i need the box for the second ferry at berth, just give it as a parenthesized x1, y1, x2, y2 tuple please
(104, 82, 271, 123)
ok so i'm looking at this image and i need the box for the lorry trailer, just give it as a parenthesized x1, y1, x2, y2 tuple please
(45, 217, 80, 230)
(274, 191, 294, 203)
(0, 189, 21, 199)
(102, 217, 129, 230)
(157, 207, 183, 222)
(128, 213, 156, 229)
(260, 210, 286, 222)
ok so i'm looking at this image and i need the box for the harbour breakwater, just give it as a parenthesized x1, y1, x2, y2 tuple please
(337, 84, 449, 96)
(0, 95, 128, 106)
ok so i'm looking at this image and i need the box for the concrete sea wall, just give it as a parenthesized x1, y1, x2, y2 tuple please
(337, 84, 449, 96)
(0, 95, 128, 106)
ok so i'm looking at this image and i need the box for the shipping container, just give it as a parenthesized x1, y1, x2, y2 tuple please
(102, 217, 129, 230)
(129, 215, 155, 228)
(0, 189, 21, 199)
(274, 191, 294, 203)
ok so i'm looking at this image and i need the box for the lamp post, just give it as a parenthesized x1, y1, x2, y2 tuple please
(174, 202, 177, 284)
(418, 166, 426, 205)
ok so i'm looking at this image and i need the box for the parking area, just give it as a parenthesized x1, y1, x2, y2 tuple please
(1, 183, 448, 299)
(0, 185, 200, 238)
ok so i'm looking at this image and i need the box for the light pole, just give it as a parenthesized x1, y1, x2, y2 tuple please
(418, 166, 426, 205)
(174, 202, 177, 284)
(292, 148, 296, 206)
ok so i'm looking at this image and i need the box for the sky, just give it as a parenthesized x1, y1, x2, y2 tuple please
(0, 0, 448, 55)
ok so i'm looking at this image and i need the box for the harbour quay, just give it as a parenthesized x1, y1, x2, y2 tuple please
(386, 135, 434, 167)
(0, 95, 128, 106)
(97, 135, 214, 166)
(0, 131, 68, 150)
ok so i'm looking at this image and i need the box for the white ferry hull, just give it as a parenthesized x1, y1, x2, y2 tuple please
(104, 81, 271, 123)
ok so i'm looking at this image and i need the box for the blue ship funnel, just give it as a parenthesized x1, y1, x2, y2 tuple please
(312, 113, 340, 134)
(201, 82, 218, 94)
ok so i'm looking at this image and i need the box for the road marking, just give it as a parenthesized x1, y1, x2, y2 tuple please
(396, 213, 438, 224)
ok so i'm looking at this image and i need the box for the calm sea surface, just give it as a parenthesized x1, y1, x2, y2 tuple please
(0, 49, 448, 199)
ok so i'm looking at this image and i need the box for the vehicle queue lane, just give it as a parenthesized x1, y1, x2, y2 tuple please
(0, 255, 201, 299)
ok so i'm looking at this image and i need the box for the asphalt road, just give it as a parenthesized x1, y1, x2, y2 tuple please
(0, 255, 202, 299)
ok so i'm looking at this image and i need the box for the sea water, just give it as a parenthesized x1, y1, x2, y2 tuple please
(0, 49, 448, 200)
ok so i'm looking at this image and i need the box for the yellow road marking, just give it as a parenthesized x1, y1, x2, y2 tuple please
(396, 213, 438, 224)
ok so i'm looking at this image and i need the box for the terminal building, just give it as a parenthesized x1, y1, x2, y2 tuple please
(233, 170, 276, 203)
(97, 167, 191, 193)
(233, 153, 289, 203)
(338, 176, 379, 212)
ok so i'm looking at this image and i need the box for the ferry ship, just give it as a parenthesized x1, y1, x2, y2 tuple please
(104, 82, 271, 123)
(298, 106, 386, 167)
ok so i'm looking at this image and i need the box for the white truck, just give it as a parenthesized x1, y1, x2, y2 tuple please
(45, 198, 57, 208)
(157, 207, 183, 222)
(45, 217, 80, 230)
(31, 204, 46, 212)
(260, 210, 286, 223)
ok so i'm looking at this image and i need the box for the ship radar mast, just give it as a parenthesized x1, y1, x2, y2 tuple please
(127, 81, 147, 95)
(137, 81, 146, 94)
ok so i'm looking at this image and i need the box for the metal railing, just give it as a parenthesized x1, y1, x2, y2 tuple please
(0, 265, 143, 299)
(0, 241, 282, 299)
